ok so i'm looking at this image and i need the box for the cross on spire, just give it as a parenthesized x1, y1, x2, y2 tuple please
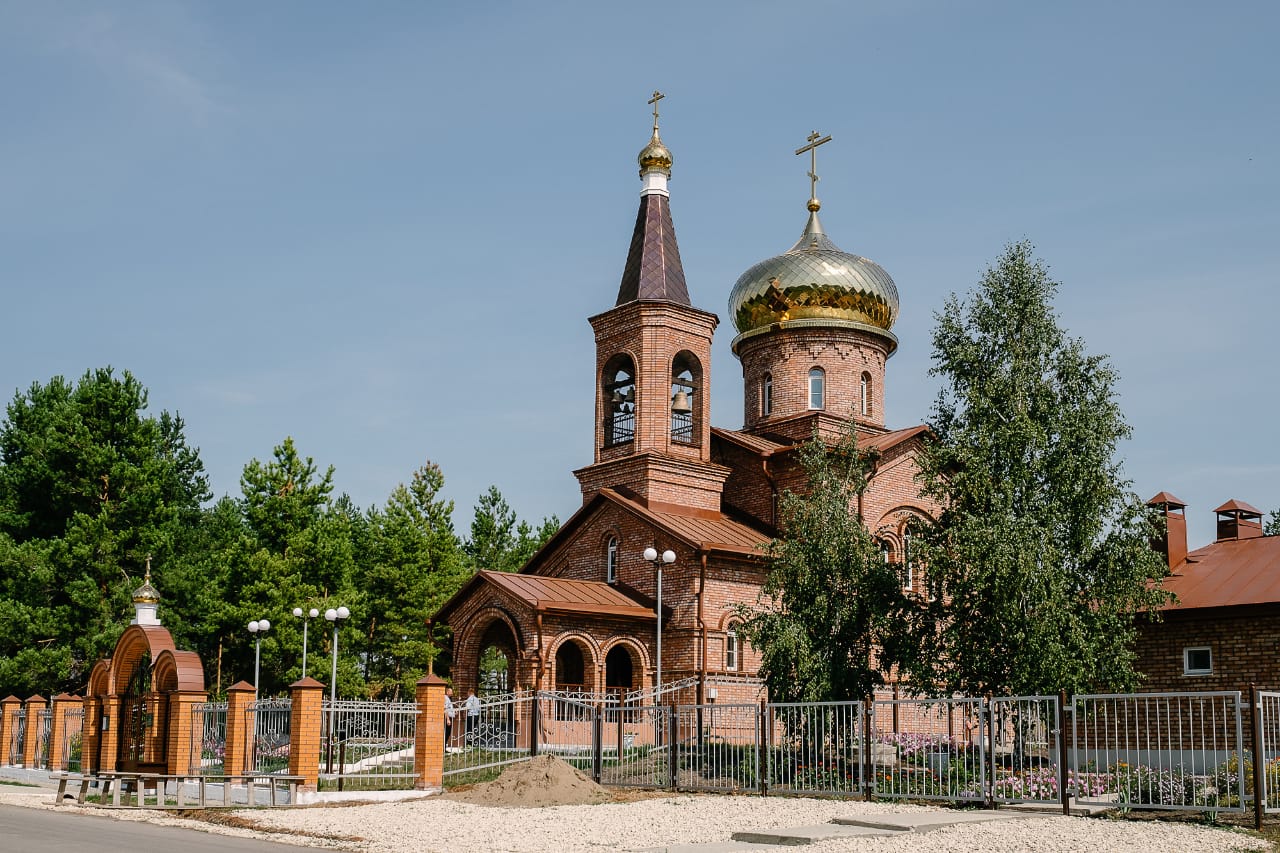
(795, 130, 832, 208)
(648, 90, 665, 135)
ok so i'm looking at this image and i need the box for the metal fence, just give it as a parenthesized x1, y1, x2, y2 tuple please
(601, 702, 672, 788)
(1071, 691, 1247, 813)
(249, 698, 292, 776)
(33, 708, 52, 769)
(191, 701, 227, 775)
(442, 692, 535, 785)
(676, 703, 760, 792)
(62, 705, 84, 772)
(7, 706, 25, 766)
(767, 700, 863, 797)
(320, 700, 418, 790)
(871, 695, 986, 802)
(1258, 691, 1280, 813)
(989, 696, 1062, 804)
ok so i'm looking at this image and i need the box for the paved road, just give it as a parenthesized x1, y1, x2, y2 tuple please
(0, 804, 330, 853)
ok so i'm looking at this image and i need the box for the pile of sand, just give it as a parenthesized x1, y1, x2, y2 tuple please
(445, 754, 610, 808)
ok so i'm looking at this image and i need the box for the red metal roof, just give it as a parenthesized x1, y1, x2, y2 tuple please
(481, 571, 656, 619)
(1214, 498, 1262, 515)
(1160, 535, 1280, 611)
(711, 427, 790, 455)
(862, 424, 930, 453)
(642, 505, 771, 555)
(1147, 491, 1187, 507)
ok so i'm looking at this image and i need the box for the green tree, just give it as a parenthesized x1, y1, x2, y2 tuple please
(738, 425, 907, 702)
(219, 438, 360, 697)
(360, 462, 467, 698)
(1266, 509, 1280, 536)
(0, 368, 210, 693)
(905, 241, 1171, 697)
(463, 485, 558, 573)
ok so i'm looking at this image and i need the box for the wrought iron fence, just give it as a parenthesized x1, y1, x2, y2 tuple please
(1070, 691, 1247, 813)
(7, 707, 25, 766)
(62, 705, 84, 772)
(320, 700, 418, 790)
(34, 708, 52, 769)
(191, 701, 228, 775)
(249, 698, 292, 776)
(767, 700, 863, 797)
(442, 692, 535, 785)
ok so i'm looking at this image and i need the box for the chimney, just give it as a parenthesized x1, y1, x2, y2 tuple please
(1215, 499, 1264, 542)
(1147, 492, 1187, 570)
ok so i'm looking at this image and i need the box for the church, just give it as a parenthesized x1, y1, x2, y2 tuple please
(434, 97, 940, 706)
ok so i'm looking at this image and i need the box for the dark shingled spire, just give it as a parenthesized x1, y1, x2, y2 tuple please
(616, 193, 690, 306)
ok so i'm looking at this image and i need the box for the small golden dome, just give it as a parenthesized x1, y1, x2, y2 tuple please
(638, 131, 672, 173)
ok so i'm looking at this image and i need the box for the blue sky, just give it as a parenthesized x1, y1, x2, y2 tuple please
(2, 1, 1276, 550)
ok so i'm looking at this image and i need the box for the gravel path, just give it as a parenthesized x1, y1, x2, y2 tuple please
(0, 784, 1266, 852)
(237, 794, 1267, 853)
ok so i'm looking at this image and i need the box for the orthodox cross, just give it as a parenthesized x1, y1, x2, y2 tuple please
(795, 130, 833, 203)
(648, 90, 665, 133)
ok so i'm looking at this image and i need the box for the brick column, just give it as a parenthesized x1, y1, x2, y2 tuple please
(48, 694, 78, 771)
(224, 681, 255, 777)
(166, 690, 208, 775)
(81, 697, 102, 774)
(22, 695, 46, 768)
(287, 677, 324, 791)
(414, 674, 446, 791)
(98, 695, 121, 773)
(0, 696, 19, 766)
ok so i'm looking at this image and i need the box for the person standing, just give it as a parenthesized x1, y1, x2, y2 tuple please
(464, 688, 481, 742)
(444, 686, 456, 749)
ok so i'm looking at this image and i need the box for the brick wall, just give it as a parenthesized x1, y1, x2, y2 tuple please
(1133, 604, 1280, 695)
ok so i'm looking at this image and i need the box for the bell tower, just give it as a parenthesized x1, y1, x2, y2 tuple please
(574, 93, 729, 513)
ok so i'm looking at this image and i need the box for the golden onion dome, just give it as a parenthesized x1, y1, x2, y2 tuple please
(132, 577, 160, 604)
(638, 130, 672, 173)
(729, 208, 899, 337)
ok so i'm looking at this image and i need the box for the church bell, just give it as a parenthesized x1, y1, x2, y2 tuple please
(670, 389, 692, 414)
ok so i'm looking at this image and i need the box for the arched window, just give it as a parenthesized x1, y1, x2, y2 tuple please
(606, 537, 618, 584)
(860, 372, 872, 417)
(808, 367, 825, 410)
(670, 352, 700, 445)
(761, 373, 773, 416)
(902, 529, 914, 591)
(603, 355, 635, 447)
(725, 624, 739, 671)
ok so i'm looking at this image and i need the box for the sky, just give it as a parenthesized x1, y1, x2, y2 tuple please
(1, 1, 1277, 551)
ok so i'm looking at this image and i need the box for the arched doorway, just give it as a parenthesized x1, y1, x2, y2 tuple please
(476, 620, 517, 696)
(555, 642, 586, 692)
(605, 645, 637, 698)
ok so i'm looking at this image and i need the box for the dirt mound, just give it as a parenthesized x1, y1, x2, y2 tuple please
(445, 754, 610, 808)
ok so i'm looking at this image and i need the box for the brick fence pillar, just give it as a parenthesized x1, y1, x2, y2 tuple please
(166, 690, 209, 775)
(81, 696, 101, 774)
(287, 677, 324, 791)
(224, 682, 255, 777)
(414, 674, 446, 791)
(0, 696, 19, 766)
(22, 695, 46, 768)
(98, 695, 122, 773)
(48, 694, 78, 771)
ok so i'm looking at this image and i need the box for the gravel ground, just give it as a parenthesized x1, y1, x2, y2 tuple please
(0, 784, 1267, 852)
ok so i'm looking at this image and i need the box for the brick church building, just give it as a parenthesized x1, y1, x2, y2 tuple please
(434, 105, 939, 705)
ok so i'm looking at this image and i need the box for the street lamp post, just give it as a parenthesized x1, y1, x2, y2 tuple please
(247, 618, 271, 700)
(642, 547, 676, 696)
(324, 605, 350, 773)
(292, 607, 320, 678)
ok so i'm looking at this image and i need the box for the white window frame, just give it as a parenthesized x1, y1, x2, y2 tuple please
(860, 372, 870, 417)
(725, 626, 739, 671)
(606, 537, 618, 584)
(902, 530, 914, 591)
(762, 373, 773, 416)
(1183, 646, 1212, 676)
(808, 367, 825, 410)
